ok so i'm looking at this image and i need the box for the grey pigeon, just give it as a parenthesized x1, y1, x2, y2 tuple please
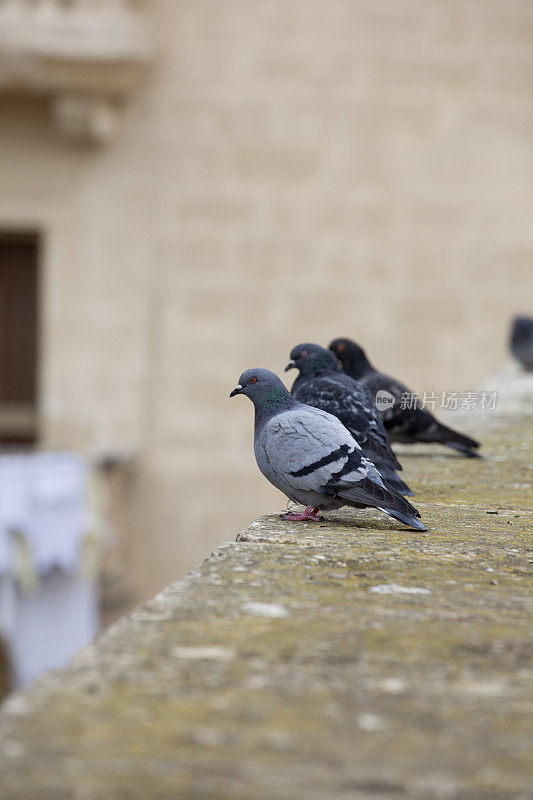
(230, 368, 427, 530)
(329, 338, 481, 458)
(285, 343, 413, 496)
(510, 315, 533, 370)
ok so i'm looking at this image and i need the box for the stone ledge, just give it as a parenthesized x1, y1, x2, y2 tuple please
(0, 368, 531, 800)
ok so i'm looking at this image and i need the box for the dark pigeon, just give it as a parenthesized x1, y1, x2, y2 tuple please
(285, 343, 413, 496)
(329, 338, 481, 458)
(230, 367, 427, 530)
(510, 316, 533, 370)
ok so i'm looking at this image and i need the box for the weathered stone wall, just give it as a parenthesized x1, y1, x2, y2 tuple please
(0, 1, 532, 601)
(0, 371, 530, 798)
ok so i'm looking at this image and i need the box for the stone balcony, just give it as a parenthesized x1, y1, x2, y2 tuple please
(0, 0, 154, 143)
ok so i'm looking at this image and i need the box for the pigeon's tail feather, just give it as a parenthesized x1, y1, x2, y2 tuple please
(419, 421, 481, 457)
(440, 436, 481, 458)
(334, 478, 427, 530)
(335, 477, 420, 518)
(378, 507, 427, 531)
(376, 464, 413, 496)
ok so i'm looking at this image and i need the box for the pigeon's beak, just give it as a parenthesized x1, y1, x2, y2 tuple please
(229, 384, 243, 398)
(284, 361, 296, 372)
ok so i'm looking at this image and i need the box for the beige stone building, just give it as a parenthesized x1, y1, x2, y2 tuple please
(0, 0, 531, 608)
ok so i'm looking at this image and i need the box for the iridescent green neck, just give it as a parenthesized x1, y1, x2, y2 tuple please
(253, 383, 294, 434)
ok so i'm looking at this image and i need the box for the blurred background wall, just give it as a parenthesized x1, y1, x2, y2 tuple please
(0, 0, 531, 608)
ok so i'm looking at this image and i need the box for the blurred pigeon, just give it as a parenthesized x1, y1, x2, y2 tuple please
(230, 368, 427, 530)
(510, 316, 533, 370)
(285, 343, 413, 496)
(329, 338, 481, 458)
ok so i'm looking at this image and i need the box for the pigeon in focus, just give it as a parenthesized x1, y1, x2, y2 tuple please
(510, 315, 533, 370)
(285, 343, 413, 496)
(230, 368, 427, 530)
(329, 338, 481, 458)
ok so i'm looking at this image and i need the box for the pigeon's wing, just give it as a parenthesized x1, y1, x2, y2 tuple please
(292, 377, 370, 440)
(260, 406, 370, 496)
(361, 372, 407, 427)
(293, 376, 401, 471)
(332, 374, 402, 469)
(362, 372, 480, 455)
(362, 371, 436, 436)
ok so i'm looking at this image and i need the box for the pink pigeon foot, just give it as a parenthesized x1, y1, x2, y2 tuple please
(282, 506, 322, 522)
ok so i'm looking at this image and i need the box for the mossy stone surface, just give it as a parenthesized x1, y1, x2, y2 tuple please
(0, 368, 531, 799)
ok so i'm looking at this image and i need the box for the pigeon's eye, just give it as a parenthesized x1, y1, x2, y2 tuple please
(301, 350, 308, 357)
(250, 377, 257, 384)
(337, 343, 345, 352)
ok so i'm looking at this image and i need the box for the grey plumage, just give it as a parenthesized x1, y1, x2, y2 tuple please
(329, 338, 481, 458)
(285, 343, 413, 496)
(230, 368, 427, 530)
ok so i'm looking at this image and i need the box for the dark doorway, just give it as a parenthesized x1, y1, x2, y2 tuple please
(0, 232, 39, 445)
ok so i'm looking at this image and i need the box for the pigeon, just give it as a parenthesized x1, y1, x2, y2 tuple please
(510, 315, 533, 370)
(230, 368, 427, 530)
(285, 343, 413, 496)
(329, 338, 481, 458)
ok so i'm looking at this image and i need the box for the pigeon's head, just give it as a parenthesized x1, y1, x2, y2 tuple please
(329, 338, 372, 378)
(511, 315, 533, 345)
(285, 343, 341, 376)
(510, 315, 533, 369)
(230, 368, 290, 404)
